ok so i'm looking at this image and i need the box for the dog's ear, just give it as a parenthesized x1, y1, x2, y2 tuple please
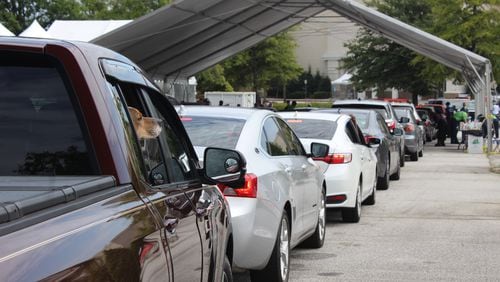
(128, 107, 142, 120)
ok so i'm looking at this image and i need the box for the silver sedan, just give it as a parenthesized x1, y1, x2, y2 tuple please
(177, 106, 326, 282)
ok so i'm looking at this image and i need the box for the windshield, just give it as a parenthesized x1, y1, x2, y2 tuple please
(284, 119, 337, 140)
(333, 104, 389, 119)
(180, 116, 245, 149)
(394, 108, 413, 120)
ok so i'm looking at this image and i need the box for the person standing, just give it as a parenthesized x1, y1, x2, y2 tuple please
(449, 105, 459, 144)
(445, 102, 453, 138)
(435, 108, 448, 146)
(454, 107, 468, 144)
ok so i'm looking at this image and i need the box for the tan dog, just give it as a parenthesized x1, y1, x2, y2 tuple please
(128, 106, 162, 139)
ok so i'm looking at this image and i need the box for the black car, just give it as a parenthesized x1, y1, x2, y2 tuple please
(317, 108, 403, 189)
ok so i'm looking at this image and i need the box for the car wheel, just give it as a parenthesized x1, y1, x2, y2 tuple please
(250, 211, 290, 282)
(418, 148, 423, 157)
(342, 181, 361, 223)
(410, 151, 419, 161)
(376, 159, 390, 190)
(222, 254, 233, 282)
(399, 149, 405, 167)
(363, 184, 376, 205)
(302, 188, 326, 248)
(389, 155, 401, 180)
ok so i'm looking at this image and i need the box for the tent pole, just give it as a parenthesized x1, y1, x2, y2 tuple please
(485, 63, 492, 153)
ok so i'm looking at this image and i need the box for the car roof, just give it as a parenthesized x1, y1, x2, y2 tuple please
(391, 103, 414, 107)
(279, 111, 344, 122)
(333, 99, 391, 106)
(175, 105, 272, 120)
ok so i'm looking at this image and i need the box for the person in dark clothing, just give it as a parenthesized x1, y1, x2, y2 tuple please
(435, 108, 448, 146)
(449, 105, 459, 144)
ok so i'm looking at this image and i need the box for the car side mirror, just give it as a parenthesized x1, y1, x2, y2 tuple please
(367, 137, 381, 148)
(400, 117, 410, 123)
(392, 128, 404, 136)
(309, 142, 329, 158)
(203, 147, 246, 188)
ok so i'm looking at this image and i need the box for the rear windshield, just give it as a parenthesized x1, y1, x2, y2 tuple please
(332, 104, 389, 119)
(346, 112, 370, 130)
(394, 108, 413, 120)
(284, 119, 337, 140)
(0, 52, 96, 176)
(181, 116, 245, 149)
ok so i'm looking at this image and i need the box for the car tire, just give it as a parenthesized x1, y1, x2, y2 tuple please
(222, 254, 233, 282)
(418, 149, 423, 157)
(250, 211, 290, 282)
(399, 149, 405, 167)
(389, 155, 401, 180)
(410, 151, 419, 161)
(376, 160, 390, 190)
(302, 188, 326, 248)
(363, 185, 376, 205)
(342, 182, 361, 223)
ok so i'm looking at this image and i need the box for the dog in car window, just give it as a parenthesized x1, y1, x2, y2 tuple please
(128, 106, 162, 139)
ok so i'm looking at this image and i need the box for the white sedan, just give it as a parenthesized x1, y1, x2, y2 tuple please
(280, 112, 378, 223)
(178, 106, 327, 282)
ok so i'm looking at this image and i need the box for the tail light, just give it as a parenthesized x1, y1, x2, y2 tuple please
(217, 173, 257, 198)
(424, 120, 431, 126)
(404, 124, 415, 133)
(313, 153, 352, 164)
(327, 194, 347, 204)
(386, 120, 396, 130)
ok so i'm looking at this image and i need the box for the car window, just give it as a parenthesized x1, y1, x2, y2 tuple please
(275, 117, 306, 156)
(394, 108, 414, 122)
(0, 52, 97, 176)
(345, 121, 361, 144)
(261, 118, 290, 156)
(377, 115, 391, 136)
(181, 116, 245, 150)
(284, 118, 337, 140)
(143, 91, 198, 184)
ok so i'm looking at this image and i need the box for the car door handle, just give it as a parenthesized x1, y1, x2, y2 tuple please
(301, 164, 307, 171)
(284, 167, 292, 174)
(164, 217, 179, 234)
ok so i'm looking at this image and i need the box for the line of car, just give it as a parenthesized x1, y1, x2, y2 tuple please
(175, 98, 426, 281)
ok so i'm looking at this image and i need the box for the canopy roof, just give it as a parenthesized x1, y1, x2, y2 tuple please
(332, 73, 352, 85)
(93, 0, 492, 125)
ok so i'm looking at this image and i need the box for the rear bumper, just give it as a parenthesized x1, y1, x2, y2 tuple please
(323, 164, 358, 209)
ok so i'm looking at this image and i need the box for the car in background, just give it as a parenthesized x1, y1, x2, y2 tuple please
(280, 111, 377, 223)
(393, 106, 424, 161)
(318, 108, 403, 189)
(332, 100, 406, 167)
(178, 106, 327, 282)
(416, 107, 437, 141)
(392, 102, 425, 143)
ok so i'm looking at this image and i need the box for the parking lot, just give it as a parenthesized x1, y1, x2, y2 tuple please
(236, 142, 500, 281)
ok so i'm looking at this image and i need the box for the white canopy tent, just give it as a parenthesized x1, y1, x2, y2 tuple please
(92, 0, 494, 151)
(0, 23, 14, 36)
(332, 73, 352, 85)
(19, 20, 51, 38)
(47, 20, 132, 42)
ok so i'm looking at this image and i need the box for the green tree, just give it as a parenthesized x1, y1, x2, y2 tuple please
(222, 32, 302, 98)
(196, 64, 233, 94)
(0, 0, 171, 34)
(424, 0, 500, 85)
(342, 0, 439, 104)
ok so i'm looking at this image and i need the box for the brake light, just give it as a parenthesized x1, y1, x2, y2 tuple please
(404, 124, 415, 133)
(217, 173, 257, 198)
(313, 153, 352, 164)
(386, 120, 396, 130)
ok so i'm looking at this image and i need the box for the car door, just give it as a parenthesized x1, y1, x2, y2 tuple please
(261, 117, 304, 239)
(115, 82, 205, 281)
(346, 120, 373, 200)
(275, 117, 319, 233)
(377, 115, 398, 171)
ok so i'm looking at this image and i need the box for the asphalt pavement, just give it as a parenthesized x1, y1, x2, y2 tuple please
(235, 140, 500, 281)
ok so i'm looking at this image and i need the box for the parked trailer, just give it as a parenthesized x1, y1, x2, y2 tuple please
(205, 91, 256, 107)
